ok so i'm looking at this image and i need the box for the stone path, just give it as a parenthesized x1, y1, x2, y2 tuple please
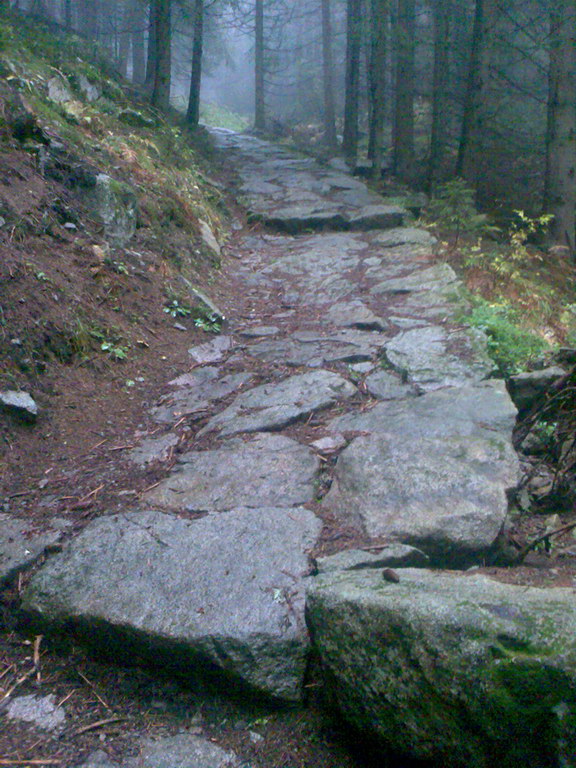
(21, 131, 521, 707)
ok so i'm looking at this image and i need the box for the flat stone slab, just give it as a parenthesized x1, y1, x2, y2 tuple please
(145, 434, 320, 511)
(129, 433, 179, 467)
(315, 544, 429, 574)
(6, 694, 66, 731)
(201, 370, 356, 437)
(0, 514, 62, 584)
(325, 300, 388, 331)
(307, 568, 576, 767)
(125, 734, 239, 768)
(77, 735, 238, 768)
(384, 325, 494, 390)
(23, 507, 322, 701)
(188, 335, 233, 365)
(326, 382, 520, 564)
(152, 371, 253, 424)
(364, 369, 417, 400)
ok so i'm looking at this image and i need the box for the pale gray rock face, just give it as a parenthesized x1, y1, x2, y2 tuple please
(384, 325, 494, 390)
(23, 508, 322, 701)
(248, 329, 387, 367)
(372, 227, 437, 248)
(0, 390, 38, 422)
(125, 734, 239, 768)
(151, 370, 253, 424)
(145, 434, 320, 511)
(188, 335, 234, 365)
(6, 694, 66, 731)
(315, 545, 429, 574)
(201, 370, 356, 436)
(198, 219, 221, 257)
(371, 263, 457, 295)
(74, 751, 119, 768)
(87, 174, 137, 248)
(307, 568, 576, 768)
(0, 514, 62, 584)
(364, 369, 417, 400)
(47, 76, 73, 103)
(326, 382, 520, 564)
(129, 433, 179, 467)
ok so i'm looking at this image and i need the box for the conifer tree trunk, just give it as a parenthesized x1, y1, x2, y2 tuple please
(254, 0, 265, 131)
(428, 0, 450, 190)
(456, 0, 497, 188)
(117, 0, 131, 78)
(130, 0, 146, 84)
(63, 0, 72, 30)
(321, 0, 337, 149)
(393, 0, 415, 182)
(150, 0, 171, 110)
(186, 0, 204, 127)
(145, 0, 158, 91)
(343, 0, 362, 160)
(368, 0, 387, 177)
(544, 0, 576, 256)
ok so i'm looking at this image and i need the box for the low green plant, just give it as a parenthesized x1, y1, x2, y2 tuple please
(466, 298, 549, 377)
(193, 312, 222, 333)
(164, 299, 192, 318)
(101, 340, 128, 360)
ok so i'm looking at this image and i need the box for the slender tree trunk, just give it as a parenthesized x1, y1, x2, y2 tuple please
(145, 0, 158, 91)
(150, 0, 171, 110)
(321, 0, 337, 149)
(186, 0, 204, 127)
(428, 0, 450, 190)
(343, 0, 362, 159)
(393, 0, 415, 182)
(544, 0, 576, 256)
(63, 0, 72, 30)
(456, 0, 498, 189)
(368, 0, 387, 177)
(117, 0, 131, 78)
(254, 0, 265, 131)
(130, 0, 146, 84)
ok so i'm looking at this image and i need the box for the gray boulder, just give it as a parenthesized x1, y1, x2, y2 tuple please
(85, 174, 137, 248)
(326, 382, 520, 565)
(307, 568, 576, 768)
(315, 544, 429, 574)
(6, 694, 66, 731)
(125, 734, 238, 768)
(508, 366, 566, 411)
(0, 390, 38, 422)
(23, 507, 321, 701)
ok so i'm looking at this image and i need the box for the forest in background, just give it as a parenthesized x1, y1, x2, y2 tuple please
(4, 0, 575, 260)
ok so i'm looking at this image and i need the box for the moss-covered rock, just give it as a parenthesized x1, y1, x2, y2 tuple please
(84, 173, 137, 248)
(306, 568, 576, 767)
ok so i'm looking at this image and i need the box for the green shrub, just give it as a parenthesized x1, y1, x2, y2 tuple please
(467, 298, 549, 377)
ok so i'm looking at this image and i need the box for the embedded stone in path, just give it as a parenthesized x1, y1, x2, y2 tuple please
(145, 433, 320, 511)
(249, 329, 388, 368)
(76, 735, 239, 768)
(188, 335, 233, 365)
(315, 544, 429, 574)
(364, 369, 417, 400)
(371, 262, 457, 295)
(326, 382, 519, 564)
(306, 568, 576, 768)
(384, 325, 494, 390)
(151, 370, 253, 424)
(324, 300, 388, 331)
(201, 370, 356, 437)
(0, 514, 63, 584)
(6, 694, 66, 732)
(23, 507, 322, 701)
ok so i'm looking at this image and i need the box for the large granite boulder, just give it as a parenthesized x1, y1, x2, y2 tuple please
(325, 382, 520, 565)
(306, 568, 576, 768)
(23, 508, 322, 701)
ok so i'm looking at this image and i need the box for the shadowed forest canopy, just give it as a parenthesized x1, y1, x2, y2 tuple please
(3, 0, 576, 253)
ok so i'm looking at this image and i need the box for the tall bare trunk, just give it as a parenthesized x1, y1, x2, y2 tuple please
(186, 0, 204, 127)
(321, 0, 337, 149)
(130, 0, 146, 85)
(343, 0, 362, 160)
(544, 0, 576, 255)
(254, 0, 265, 131)
(145, 0, 158, 90)
(150, 0, 171, 110)
(428, 0, 450, 190)
(393, 0, 415, 182)
(63, 0, 72, 30)
(368, 0, 387, 177)
(117, 0, 131, 78)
